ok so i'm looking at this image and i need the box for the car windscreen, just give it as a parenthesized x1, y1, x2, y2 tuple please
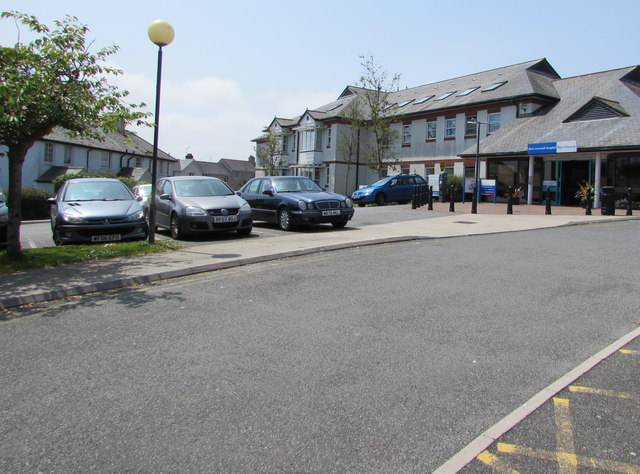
(272, 178, 323, 193)
(174, 179, 234, 197)
(368, 177, 390, 187)
(63, 181, 133, 201)
(137, 185, 152, 196)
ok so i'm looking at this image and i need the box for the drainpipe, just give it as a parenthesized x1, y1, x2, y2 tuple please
(86, 149, 93, 170)
(355, 129, 360, 188)
(119, 150, 129, 169)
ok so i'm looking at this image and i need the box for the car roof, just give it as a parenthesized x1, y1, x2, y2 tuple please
(163, 176, 222, 181)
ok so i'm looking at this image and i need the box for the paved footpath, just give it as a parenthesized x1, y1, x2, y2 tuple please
(1, 205, 636, 310)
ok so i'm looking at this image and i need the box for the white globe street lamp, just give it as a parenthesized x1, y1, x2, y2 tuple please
(147, 20, 174, 243)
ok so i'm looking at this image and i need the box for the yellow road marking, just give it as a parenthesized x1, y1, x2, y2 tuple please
(569, 385, 640, 401)
(554, 398, 577, 473)
(620, 349, 640, 355)
(497, 443, 640, 473)
(476, 450, 521, 473)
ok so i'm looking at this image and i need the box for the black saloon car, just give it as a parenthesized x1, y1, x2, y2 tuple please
(237, 176, 354, 231)
(49, 178, 148, 245)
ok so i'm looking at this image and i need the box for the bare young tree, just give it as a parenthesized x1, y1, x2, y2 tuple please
(357, 54, 401, 178)
(255, 127, 284, 176)
(336, 97, 365, 195)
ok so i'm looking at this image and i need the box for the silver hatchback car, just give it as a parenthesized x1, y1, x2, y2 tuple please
(154, 176, 253, 239)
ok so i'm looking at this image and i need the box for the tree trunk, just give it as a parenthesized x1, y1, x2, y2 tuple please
(6, 142, 31, 260)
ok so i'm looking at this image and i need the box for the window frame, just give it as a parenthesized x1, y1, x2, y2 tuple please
(44, 143, 54, 163)
(402, 124, 412, 145)
(426, 120, 437, 140)
(445, 118, 456, 138)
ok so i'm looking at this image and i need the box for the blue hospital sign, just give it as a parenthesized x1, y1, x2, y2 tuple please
(528, 141, 577, 155)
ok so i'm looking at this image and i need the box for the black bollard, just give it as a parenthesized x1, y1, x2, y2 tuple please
(412, 184, 417, 209)
(585, 188, 592, 215)
(545, 186, 552, 215)
(449, 185, 455, 212)
(428, 186, 433, 210)
(627, 187, 633, 216)
(507, 186, 513, 215)
(420, 184, 426, 208)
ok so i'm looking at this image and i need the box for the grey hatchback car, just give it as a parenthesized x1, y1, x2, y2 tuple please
(154, 176, 253, 239)
(49, 178, 148, 245)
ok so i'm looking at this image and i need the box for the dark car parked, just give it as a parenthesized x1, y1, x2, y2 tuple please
(49, 178, 148, 245)
(237, 176, 354, 231)
(154, 176, 253, 239)
(351, 174, 427, 206)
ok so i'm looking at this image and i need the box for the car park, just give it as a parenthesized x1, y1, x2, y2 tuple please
(48, 178, 148, 246)
(133, 184, 152, 216)
(0, 191, 7, 249)
(154, 176, 253, 239)
(237, 176, 354, 231)
(351, 174, 427, 206)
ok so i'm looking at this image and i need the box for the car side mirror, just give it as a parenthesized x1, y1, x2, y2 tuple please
(263, 189, 274, 196)
(159, 193, 172, 200)
(47, 197, 56, 205)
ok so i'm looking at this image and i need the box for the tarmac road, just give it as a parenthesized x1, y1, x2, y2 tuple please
(2, 220, 639, 472)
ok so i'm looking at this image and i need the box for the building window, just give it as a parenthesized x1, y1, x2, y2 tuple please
(281, 135, 288, 154)
(465, 116, 477, 136)
(301, 130, 315, 152)
(64, 146, 72, 164)
(426, 166, 435, 176)
(445, 119, 456, 138)
(402, 125, 412, 145)
(427, 121, 437, 140)
(327, 128, 331, 148)
(292, 134, 296, 152)
(315, 129, 323, 151)
(135, 157, 142, 167)
(401, 166, 410, 175)
(44, 143, 54, 163)
(488, 113, 501, 133)
(101, 153, 110, 169)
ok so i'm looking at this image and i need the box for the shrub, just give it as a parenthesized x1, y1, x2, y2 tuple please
(444, 175, 464, 202)
(19, 187, 54, 220)
(52, 172, 139, 193)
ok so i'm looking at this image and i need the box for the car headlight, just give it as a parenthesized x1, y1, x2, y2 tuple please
(297, 200, 307, 211)
(127, 210, 145, 221)
(363, 189, 373, 195)
(62, 210, 86, 224)
(240, 203, 251, 213)
(186, 206, 208, 217)
(345, 198, 353, 208)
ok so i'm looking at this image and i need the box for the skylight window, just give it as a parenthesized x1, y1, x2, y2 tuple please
(482, 81, 507, 92)
(434, 91, 456, 101)
(457, 87, 479, 97)
(384, 103, 397, 110)
(414, 95, 434, 104)
(397, 99, 414, 108)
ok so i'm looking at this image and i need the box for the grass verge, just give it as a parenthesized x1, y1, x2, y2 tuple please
(0, 240, 183, 274)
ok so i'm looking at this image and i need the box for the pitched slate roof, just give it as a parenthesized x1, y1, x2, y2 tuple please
(43, 126, 176, 161)
(219, 158, 255, 173)
(460, 66, 640, 156)
(260, 59, 561, 131)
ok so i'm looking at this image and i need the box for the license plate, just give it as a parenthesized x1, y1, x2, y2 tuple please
(92, 234, 121, 242)
(213, 215, 238, 223)
(322, 210, 341, 216)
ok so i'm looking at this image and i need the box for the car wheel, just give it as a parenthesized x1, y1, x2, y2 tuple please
(278, 207, 294, 231)
(375, 193, 386, 206)
(237, 226, 252, 236)
(52, 227, 64, 246)
(332, 220, 348, 229)
(170, 214, 184, 240)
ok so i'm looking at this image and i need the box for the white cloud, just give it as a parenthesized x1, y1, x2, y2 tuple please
(113, 70, 339, 162)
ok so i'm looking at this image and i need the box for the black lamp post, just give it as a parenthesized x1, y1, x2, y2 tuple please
(466, 119, 497, 214)
(147, 20, 174, 243)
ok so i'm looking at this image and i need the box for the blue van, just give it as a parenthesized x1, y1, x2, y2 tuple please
(351, 174, 427, 206)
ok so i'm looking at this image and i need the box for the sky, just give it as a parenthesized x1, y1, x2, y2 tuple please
(2, 0, 639, 162)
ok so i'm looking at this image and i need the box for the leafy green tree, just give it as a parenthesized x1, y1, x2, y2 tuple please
(357, 54, 401, 178)
(0, 11, 148, 258)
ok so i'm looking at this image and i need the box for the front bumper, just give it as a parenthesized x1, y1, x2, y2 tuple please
(180, 211, 253, 233)
(291, 208, 354, 224)
(351, 193, 375, 204)
(54, 220, 149, 244)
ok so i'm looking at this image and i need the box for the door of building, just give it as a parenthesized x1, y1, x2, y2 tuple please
(559, 160, 590, 206)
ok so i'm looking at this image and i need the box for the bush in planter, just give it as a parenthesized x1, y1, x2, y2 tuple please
(445, 175, 464, 202)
